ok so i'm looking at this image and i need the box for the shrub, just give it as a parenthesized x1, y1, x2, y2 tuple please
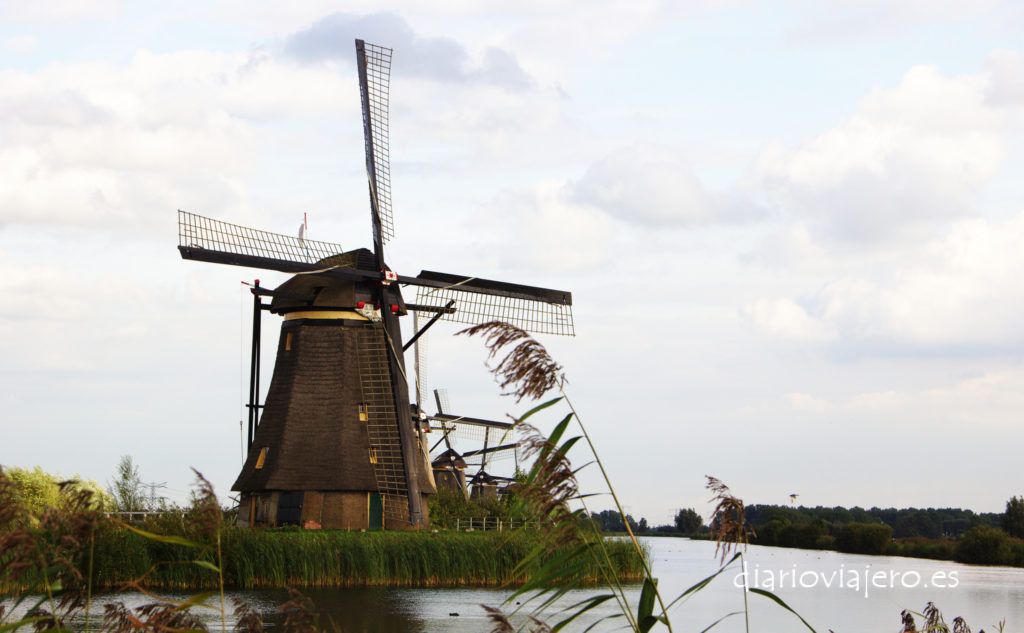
(955, 526, 1013, 565)
(2, 465, 113, 517)
(833, 522, 893, 555)
(777, 522, 828, 549)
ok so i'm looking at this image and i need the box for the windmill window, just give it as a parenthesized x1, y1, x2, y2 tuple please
(255, 447, 269, 470)
(284, 332, 293, 351)
(358, 403, 368, 422)
(368, 448, 378, 464)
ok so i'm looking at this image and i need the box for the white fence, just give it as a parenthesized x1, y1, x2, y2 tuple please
(452, 517, 539, 531)
(103, 511, 174, 521)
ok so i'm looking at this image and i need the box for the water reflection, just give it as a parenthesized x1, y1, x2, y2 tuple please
(6, 538, 1023, 632)
(259, 588, 427, 633)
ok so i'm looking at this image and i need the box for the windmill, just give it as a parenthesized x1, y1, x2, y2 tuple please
(177, 40, 574, 529)
(425, 388, 519, 500)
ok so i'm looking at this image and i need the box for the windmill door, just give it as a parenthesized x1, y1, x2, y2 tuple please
(368, 492, 383, 530)
(277, 491, 304, 526)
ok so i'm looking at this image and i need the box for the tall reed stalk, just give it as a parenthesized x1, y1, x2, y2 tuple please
(461, 321, 818, 632)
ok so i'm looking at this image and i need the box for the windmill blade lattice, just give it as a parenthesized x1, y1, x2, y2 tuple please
(413, 311, 429, 412)
(431, 420, 489, 445)
(178, 211, 345, 265)
(414, 285, 574, 336)
(465, 444, 517, 463)
(356, 41, 395, 245)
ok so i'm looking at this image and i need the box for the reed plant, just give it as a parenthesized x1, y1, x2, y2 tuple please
(0, 469, 321, 632)
(85, 528, 644, 590)
(458, 320, 998, 633)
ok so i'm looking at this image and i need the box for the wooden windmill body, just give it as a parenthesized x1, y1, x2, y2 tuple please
(178, 40, 574, 529)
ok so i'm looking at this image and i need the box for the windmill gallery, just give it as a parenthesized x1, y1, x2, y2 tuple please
(177, 40, 575, 530)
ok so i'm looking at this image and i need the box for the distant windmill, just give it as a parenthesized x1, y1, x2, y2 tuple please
(425, 389, 518, 500)
(789, 493, 799, 505)
(176, 39, 574, 530)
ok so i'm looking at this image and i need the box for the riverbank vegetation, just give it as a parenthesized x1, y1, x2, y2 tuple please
(595, 495, 1024, 567)
(0, 472, 645, 594)
(740, 501, 1024, 567)
(87, 525, 646, 590)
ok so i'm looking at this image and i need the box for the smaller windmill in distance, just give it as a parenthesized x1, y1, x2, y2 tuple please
(426, 388, 519, 500)
(789, 493, 799, 505)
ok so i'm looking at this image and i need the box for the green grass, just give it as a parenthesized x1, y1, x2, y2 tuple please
(86, 526, 647, 591)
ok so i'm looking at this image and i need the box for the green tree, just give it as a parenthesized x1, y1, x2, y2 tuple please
(4, 466, 62, 515)
(108, 455, 146, 512)
(833, 522, 893, 555)
(674, 507, 703, 534)
(955, 525, 1011, 565)
(3, 465, 113, 516)
(1002, 496, 1024, 538)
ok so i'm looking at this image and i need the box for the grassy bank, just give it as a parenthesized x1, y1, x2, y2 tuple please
(88, 526, 647, 591)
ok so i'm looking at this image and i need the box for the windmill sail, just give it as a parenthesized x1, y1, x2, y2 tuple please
(356, 40, 395, 248)
(178, 211, 344, 268)
(414, 271, 575, 336)
(413, 310, 429, 414)
(357, 39, 425, 527)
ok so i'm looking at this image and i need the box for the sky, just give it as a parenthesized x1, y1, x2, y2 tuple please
(2, 0, 1023, 525)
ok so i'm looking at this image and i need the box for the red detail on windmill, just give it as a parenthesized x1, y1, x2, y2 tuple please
(382, 270, 398, 285)
(390, 304, 399, 313)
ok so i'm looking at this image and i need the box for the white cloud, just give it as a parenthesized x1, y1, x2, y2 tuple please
(757, 65, 1008, 242)
(484, 182, 615, 271)
(570, 145, 758, 227)
(3, 35, 36, 52)
(0, 50, 353, 231)
(284, 12, 533, 90)
(786, 0, 1006, 42)
(741, 224, 825, 268)
(785, 392, 830, 413)
(0, 0, 120, 22)
(786, 366, 1024, 430)
(985, 50, 1024, 107)
(743, 297, 836, 342)
(747, 211, 1024, 353)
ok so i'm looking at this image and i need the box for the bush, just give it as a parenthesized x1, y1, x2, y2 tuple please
(955, 526, 1013, 565)
(427, 488, 525, 529)
(754, 519, 828, 550)
(887, 537, 956, 560)
(674, 508, 703, 535)
(753, 519, 787, 546)
(833, 522, 893, 555)
(2, 466, 113, 517)
(814, 534, 836, 550)
(1003, 496, 1024, 538)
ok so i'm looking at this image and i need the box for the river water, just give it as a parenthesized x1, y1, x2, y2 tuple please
(9, 537, 1024, 631)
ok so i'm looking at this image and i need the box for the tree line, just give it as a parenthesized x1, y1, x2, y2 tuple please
(746, 503, 1003, 539)
(587, 507, 705, 535)
(589, 496, 1024, 567)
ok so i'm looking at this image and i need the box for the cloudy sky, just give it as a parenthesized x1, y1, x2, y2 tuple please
(2, 1, 1023, 524)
